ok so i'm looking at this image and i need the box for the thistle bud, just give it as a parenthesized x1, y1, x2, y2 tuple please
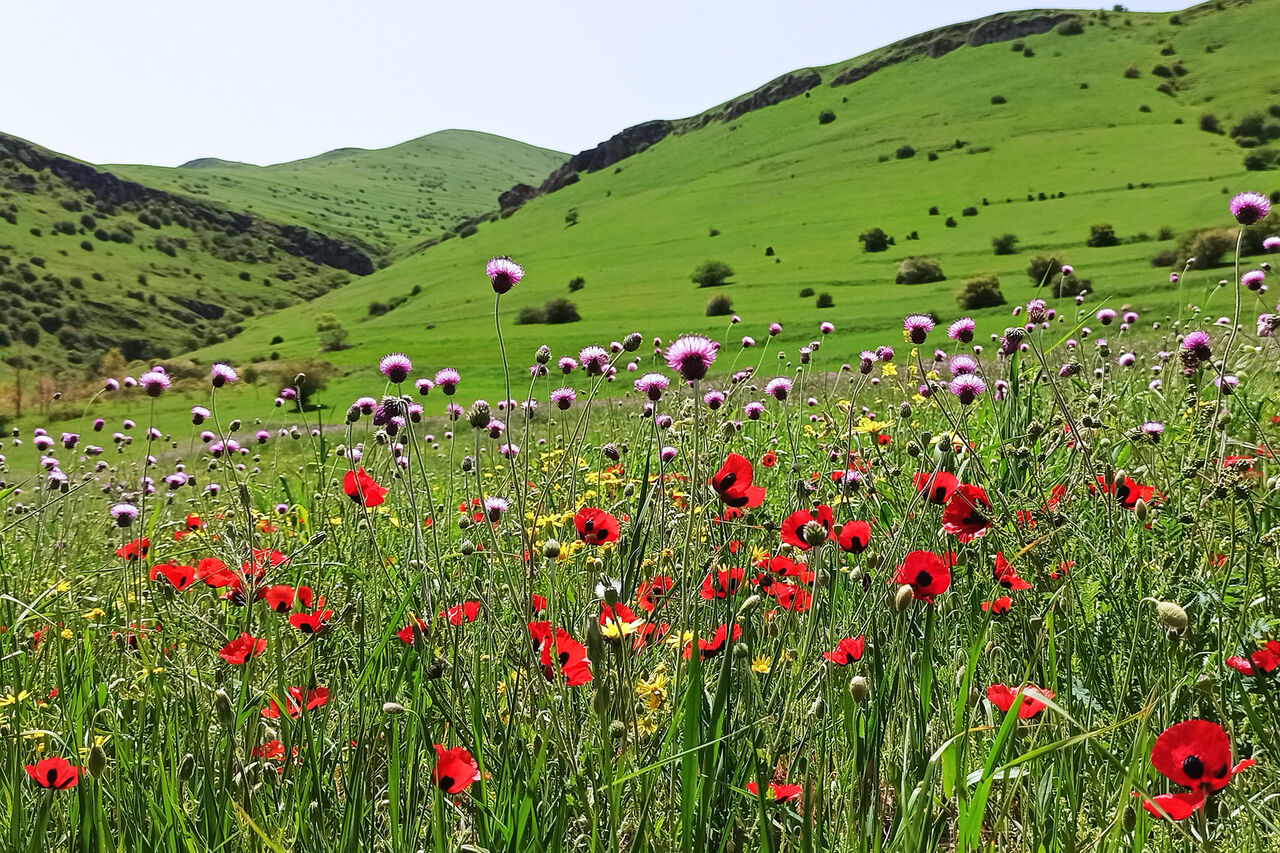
(609, 720, 627, 739)
(543, 539, 561, 559)
(802, 520, 829, 547)
(849, 676, 870, 703)
(1155, 600, 1188, 636)
(88, 744, 108, 778)
(893, 584, 915, 613)
(461, 455, 474, 472)
(468, 401, 491, 429)
(213, 688, 235, 729)
(460, 540, 475, 556)
(623, 332, 643, 352)
(732, 642, 751, 660)
(382, 701, 406, 715)
(535, 345, 552, 365)
(899, 401, 913, 419)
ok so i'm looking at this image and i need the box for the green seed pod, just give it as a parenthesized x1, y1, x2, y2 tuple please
(893, 585, 915, 613)
(213, 689, 235, 729)
(1155, 600, 1188, 635)
(88, 744, 108, 778)
(178, 753, 196, 782)
(732, 642, 751, 660)
(382, 701, 406, 715)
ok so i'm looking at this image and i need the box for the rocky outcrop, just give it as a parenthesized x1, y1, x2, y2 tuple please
(0, 134, 374, 275)
(830, 12, 1075, 86)
(499, 182, 539, 215)
(683, 70, 822, 131)
(538, 120, 673, 195)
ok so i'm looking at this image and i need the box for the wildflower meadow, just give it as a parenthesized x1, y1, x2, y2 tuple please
(1, 193, 1279, 852)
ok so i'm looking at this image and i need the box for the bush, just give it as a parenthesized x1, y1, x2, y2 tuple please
(928, 206, 940, 215)
(961, 207, 978, 217)
(543, 298, 581, 324)
(568, 276, 585, 292)
(315, 313, 350, 352)
(1087, 224, 1120, 247)
(859, 227, 891, 253)
(818, 110, 836, 125)
(1199, 114, 1221, 133)
(895, 145, 916, 159)
(270, 335, 284, 345)
(944, 217, 957, 228)
(1052, 274, 1091, 299)
(691, 260, 734, 288)
(799, 287, 815, 298)
(1244, 148, 1279, 171)
(992, 233, 1020, 255)
(990, 95, 1007, 105)
(816, 292, 834, 308)
(1026, 255, 1059, 285)
(896, 257, 945, 285)
(956, 275, 1006, 309)
(1178, 228, 1235, 268)
(1152, 64, 1174, 78)
(515, 306, 545, 325)
(1123, 66, 1140, 79)
(706, 294, 734, 316)
(1151, 248, 1179, 267)
(79, 240, 94, 252)
(1058, 18, 1084, 35)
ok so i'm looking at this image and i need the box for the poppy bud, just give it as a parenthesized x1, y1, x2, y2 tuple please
(893, 584, 915, 613)
(1155, 600, 1188, 635)
(383, 701, 406, 715)
(968, 687, 981, 707)
(737, 594, 762, 617)
(1113, 469, 1127, 488)
(808, 695, 825, 719)
(88, 744, 108, 778)
(849, 676, 870, 703)
(802, 520, 829, 547)
(732, 642, 751, 660)
(1122, 806, 1136, 832)
(178, 753, 196, 782)
(609, 720, 627, 739)
(1195, 672, 1215, 692)
(214, 688, 235, 729)
(535, 345, 552, 364)
(1134, 498, 1149, 521)
(460, 540, 475, 556)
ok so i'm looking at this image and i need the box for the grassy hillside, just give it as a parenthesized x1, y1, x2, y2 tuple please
(173, 0, 1280, 415)
(109, 131, 567, 256)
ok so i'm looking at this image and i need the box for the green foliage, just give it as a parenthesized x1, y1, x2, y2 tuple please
(1087, 223, 1120, 247)
(956, 274, 1005, 308)
(691, 259, 734, 288)
(992, 233, 1019, 255)
(705, 293, 734, 316)
(859, 227, 891, 253)
(315, 312, 350, 352)
(896, 256, 945, 284)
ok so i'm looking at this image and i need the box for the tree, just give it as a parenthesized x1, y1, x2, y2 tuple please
(691, 260, 734, 288)
(992, 234, 1020, 255)
(957, 275, 1006, 309)
(1026, 256, 1059, 285)
(316, 313, 350, 352)
(1087, 224, 1120, 247)
(896, 257, 945, 284)
(859, 227, 891, 253)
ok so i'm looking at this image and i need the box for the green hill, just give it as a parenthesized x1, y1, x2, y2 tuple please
(183, 0, 1280, 411)
(109, 130, 567, 256)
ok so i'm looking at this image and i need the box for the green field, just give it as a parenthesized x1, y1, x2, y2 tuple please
(109, 131, 566, 256)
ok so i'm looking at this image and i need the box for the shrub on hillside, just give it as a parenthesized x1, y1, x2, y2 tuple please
(799, 287, 815, 298)
(568, 276, 585, 292)
(816, 292, 834, 308)
(1244, 149, 1278, 171)
(818, 110, 836, 125)
(691, 260, 734, 287)
(1026, 255, 1060, 286)
(1087, 224, 1120, 247)
(1177, 228, 1235, 268)
(956, 275, 1006, 309)
(1058, 18, 1084, 34)
(991, 95, 1007, 105)
(1123, 66, 1140, 78)
(897, 257, 945, 285)
(315, 313, 350, 352)
(543, 298, 581, 324)
(992, 234, 1020, 255)
(706, 294, 734, 316)
(1052, 274, 1091, 299)
(945, 217, 957, 228)
(860, 227, 891, 253)
(515, 306, 544, 325)
(896, 145, 916, 159)
(1200, 114, 1221, 133)
(961, 206, 978, 217)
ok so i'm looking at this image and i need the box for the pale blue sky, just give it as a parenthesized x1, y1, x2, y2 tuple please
(6, 0, 1174, 167)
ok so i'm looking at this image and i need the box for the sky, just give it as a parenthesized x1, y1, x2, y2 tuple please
(6, 0, 1176, 167)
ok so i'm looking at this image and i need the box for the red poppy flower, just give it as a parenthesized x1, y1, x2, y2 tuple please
(432, 743, 480, 794)
(876, 433, 891, 445)
(636, 576, 674, 612)
(149, 562, 197, 591)
(24, 756, 80, 790)
(218, 632, 267, 665)
(241, 549, 288, 582)
(836, 520, 871, 554)
(700, 567, 744, 599)
(440, 601, 482, 625)
(992, 553, 1032, 591)
(684, 623, 741, 660)
(710, 453, 766, 509)
(753, 554, 814, 585)
(397, 616, 428, 645)
(1091, 475, 1155, 510)
(630, 621, 671, 652)
(981, 596, 1013, 615)
(823, 635, 865, 665)
(771, 582, 812, 613)
(760, 451, 777, 468)
(892, 550, 953, 603)
(599, 602, 639, 626)
(746, 781, 803, 802)
(343, 467, 388, 508)
(253, 740, 286, 761)
(1150, 719, 1254, 794)
(941, 484, 993, 543)
(289, 598, 333, 634)
(263, 585, 314, 613)
(195, 557, 235, 587)
(1049, 560, 1073, 580)
(780, 505, 835, 550)
(913, 471, 958, 505)
(1226, 641, 1280, 675)
(261, 686, 330, 719)
(528, 622, 593, 686)
(574, 508, 620, 545)
(115, 538, 150, 561)
(1137, 790, 1208, 821)
(987, 684, 1055, 718)
(530, 594, 548, 614)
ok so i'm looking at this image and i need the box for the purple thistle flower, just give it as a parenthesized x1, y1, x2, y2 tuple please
(820, 321, 834, 334)
(1242, 270, 1265, 291)
(1123, 311, 1138, 324)
(663, 335, 717, 382)
(948, 354, 978, 376)
(486, 256, 524, 294)
(744, 401, 765, 420)
(434, 368, 461, 394)
(876, 346, 895, 362)
(1230, 191, 1271, 225)
(499, 443, 519, 458)
(484, 496, 509, 523)
(1263, 236, 1280, 251)
(255, 430, 270, 444)
(558, 356, 578, 374)
(1141, 422, 1164, 443)
(768, 323, 782, 336)
(415, 377, 434, 395)
(210, 362, 238, 388)
(634, 373, 669, 401)
(1096, 309, 1116, 325)
(949, 373, 986, 405)
(123, 376, 138, 388)
(703, 390, 725, 409)
(61, 432, 78, 450)
(741, 336, 755, 348)
(446, 403, 464, 421)
(110, 502, 139, 527)
(1117, 352, 1136, 367)
(1061, 264, 1074, 276)
(660, 446, 678, 464)
(380, 353, 412, 384)
(550, 387, 576, 410)
(104, 378, 120, 391)
(1181, 331, 1212, 362)
(1214, 374, 1239, 394)
(191, 406, 210, 425)
(947, 317, 976, 343)
(903, 314, 934, 345)
(765, 376, 792, 401)
(487, 418, 506, 439)
(579, 346, 610, 375)
(139, 370, 170, 397)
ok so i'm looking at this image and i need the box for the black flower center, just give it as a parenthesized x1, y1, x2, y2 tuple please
(439, 774, 454, 790)
(46, 768, 59, 786)
(915, 570, 933, 588)
(1182, 755, 1204, 779)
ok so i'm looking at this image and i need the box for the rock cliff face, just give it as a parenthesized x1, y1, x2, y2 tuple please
(538, 120, 674, 195)
(0, 134, 374, 275)
(829, 12, 1075, 86)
